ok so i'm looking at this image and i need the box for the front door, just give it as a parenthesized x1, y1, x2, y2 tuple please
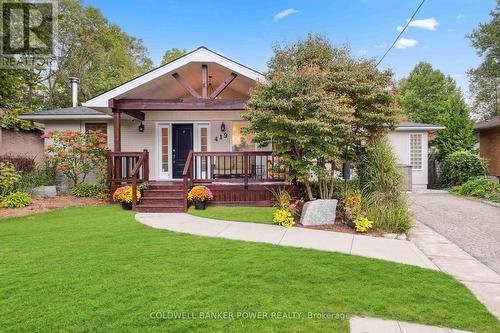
(172, 124, 193, 179)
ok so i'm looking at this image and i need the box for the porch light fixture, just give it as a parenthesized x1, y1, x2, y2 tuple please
(138, 122, 145, 132)
(220, 122, 226, 132)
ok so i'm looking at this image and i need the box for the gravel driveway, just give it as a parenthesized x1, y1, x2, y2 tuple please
(408, 191, 500, 274)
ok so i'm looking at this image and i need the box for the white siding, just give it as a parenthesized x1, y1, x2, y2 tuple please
(387, 130, 429, 189)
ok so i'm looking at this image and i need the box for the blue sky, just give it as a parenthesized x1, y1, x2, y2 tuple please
(84, 0, 495, 100)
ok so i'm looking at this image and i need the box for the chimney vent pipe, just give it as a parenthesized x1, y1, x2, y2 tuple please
(69, 77, 79, 107)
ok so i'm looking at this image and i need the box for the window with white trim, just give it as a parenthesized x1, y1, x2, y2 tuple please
(409, 133, 423, 170)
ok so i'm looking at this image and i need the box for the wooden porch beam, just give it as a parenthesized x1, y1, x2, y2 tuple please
(172, 72, 202, 98)
(201, 64, 208, 98)
(114, 98, 247, 110)
(210, 72, 237, 99)
(122, 110, 145, 121)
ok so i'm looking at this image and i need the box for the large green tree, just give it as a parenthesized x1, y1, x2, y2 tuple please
(0, 0, 154, 112)
(161, 48, 187, 65)
(40, 0, 153, 109)
(244, 35, 399, 200)
(399, 62, 475, 160)
(467, 0, 499, 119)
(434, 95, 475, 160)
(399, 62, 457, 124)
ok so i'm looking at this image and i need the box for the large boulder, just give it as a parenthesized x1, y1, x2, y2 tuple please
(32, 185, 57, 198)
(300, 199, 338, 226)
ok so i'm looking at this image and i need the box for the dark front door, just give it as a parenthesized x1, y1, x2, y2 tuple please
(172, 124, 193, 179)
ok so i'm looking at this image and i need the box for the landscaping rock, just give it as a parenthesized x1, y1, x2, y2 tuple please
(300, 199, 337, 226)
(32, 185, 57, 198)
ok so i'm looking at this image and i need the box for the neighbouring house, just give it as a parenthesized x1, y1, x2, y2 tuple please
(21, 46, 442, 211)
(0, 109, 44, 165)
(474, 116, 500, 178)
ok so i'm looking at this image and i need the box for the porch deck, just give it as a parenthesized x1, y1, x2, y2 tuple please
(107, 150, 294, 212)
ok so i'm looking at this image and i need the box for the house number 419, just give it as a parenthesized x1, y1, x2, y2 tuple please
(214, 133, 228, 142)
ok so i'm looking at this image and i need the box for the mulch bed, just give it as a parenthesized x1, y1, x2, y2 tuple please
(0, 196, 107, 219)
(296, 214, 384, 237)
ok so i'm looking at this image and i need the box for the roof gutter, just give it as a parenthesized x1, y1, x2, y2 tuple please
(20, 114, 112, 120)
(394, 126, 445, 131)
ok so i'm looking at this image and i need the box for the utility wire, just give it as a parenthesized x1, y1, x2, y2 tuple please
(376, 0, 426, 67)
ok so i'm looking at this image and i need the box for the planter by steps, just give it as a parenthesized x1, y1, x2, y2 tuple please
(194, 200, 206, 210)
(121, 202, 133, 210)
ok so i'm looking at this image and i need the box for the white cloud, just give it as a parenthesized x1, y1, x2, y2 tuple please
(273, 8, 299, 21)
(410, 18, 439, 30)
(395, 38, 418, 49)
(396, 17, 439, 32)
(358, 49, 367, 56)
(456, 14, 465, 20)
(375, 43, 387, 49)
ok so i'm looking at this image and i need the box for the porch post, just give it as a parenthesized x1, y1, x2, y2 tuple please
(112, 108, 121, 152)
(112, 108, 122, 179)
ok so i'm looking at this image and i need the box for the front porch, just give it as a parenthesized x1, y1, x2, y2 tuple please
(107, 150, 292, 212)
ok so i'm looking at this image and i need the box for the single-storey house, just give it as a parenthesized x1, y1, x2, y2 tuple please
(474, 116, 500, 178)
(21, 46, 442, 211)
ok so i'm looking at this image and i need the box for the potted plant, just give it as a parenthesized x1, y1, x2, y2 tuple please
(138, 181, 149, 196)
(187, 185, 213, 210)
(113, 185, 141, 210)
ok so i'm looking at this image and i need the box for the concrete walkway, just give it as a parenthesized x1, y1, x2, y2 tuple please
(410, 220, 500, 321)
(135, 213, 437, 270)
(350, 316, 473, 333)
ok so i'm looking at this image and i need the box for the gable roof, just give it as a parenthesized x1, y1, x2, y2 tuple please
(82, 46, 265, 108)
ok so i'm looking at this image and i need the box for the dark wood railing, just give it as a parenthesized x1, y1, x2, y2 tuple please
(182, 150, 287, 210)
(131, 150, 149, 210)
(107, 150, 149, 200)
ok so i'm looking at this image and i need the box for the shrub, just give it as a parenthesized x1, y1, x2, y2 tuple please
(455, 177, 500, 203)
(0, 154, 35, 173)
(1, 191, 32, 208)
(439, 151, 487, 187)
(344, 191, 362, 220)
(273, 208, 295, 228)
(0, 162, 21, 196)
(43, 130, 107, 186)
(358, 139, 412, 233)
(354, 216, 373, 233)
(187, 186, 213, 202)
(362, 193, 412, 234)
(71, 183, 102, 198)
(113, 186, 141, 203)
(18, 167, 56, 193)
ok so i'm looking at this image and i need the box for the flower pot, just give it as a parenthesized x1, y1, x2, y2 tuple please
(121, 202, 133, 210)
(194, 200, 206, 210)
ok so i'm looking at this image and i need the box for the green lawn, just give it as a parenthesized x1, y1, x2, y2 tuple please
(1, 205, 499, 332)
(188, 206, 276, 224)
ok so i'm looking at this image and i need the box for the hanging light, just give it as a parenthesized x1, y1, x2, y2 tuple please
(220, 122, 226, 132)
(138, 122, 145, 132)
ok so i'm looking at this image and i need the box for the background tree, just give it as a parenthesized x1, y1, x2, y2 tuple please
(39, 0, 153, 109)
(399, 62, 456, 124)
(161, 48, 187, 65)
(244, 34, 399, 200)
(467, 0, 499, 119)
(434, 95, 475, 160)
(399, 62, 475, 160)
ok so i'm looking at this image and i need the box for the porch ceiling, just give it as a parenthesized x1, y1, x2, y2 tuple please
(115, 62, 255, 100)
